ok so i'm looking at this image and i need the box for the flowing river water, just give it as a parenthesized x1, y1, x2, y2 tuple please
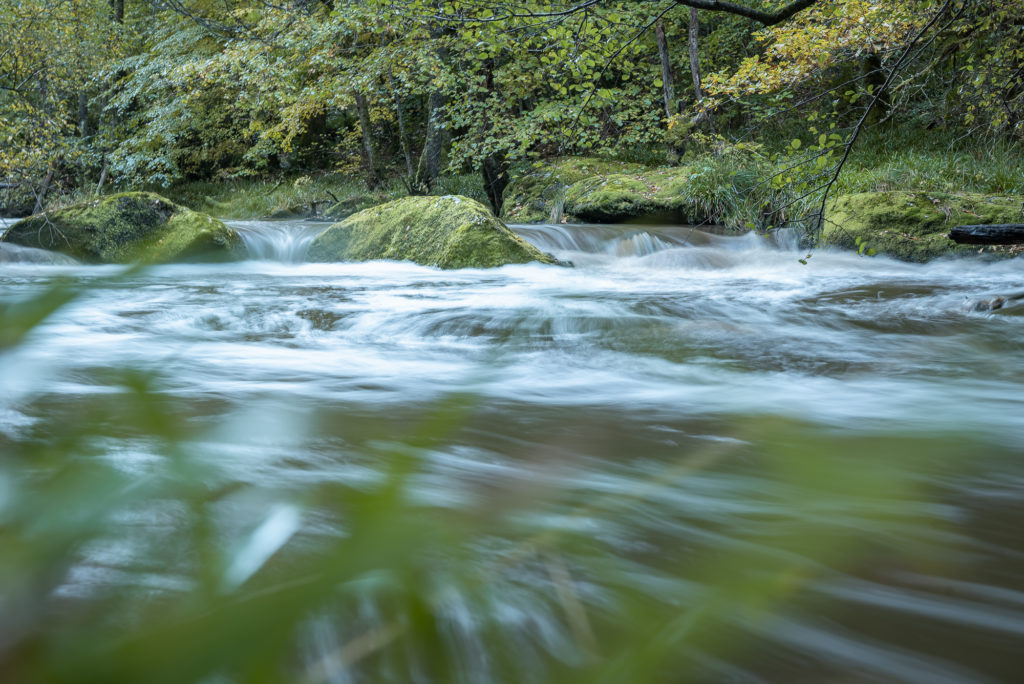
(2, 217, 1024, 682)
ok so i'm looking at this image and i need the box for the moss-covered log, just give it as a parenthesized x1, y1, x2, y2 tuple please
(307, 195, 559, 269)
(1, 192, 243, 263)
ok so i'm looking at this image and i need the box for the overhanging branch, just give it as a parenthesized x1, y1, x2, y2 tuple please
(672, 0, 820, 26)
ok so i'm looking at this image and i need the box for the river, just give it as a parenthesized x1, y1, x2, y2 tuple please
(1, 218, 1023, 682)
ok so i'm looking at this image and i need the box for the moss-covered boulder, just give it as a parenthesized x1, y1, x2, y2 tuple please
(822, 192, 1024, 262)
(562, 167, 712, 223)
(307, 195, 558, 268)
(502, 157, 648, 223)
(1, 192, 243, 263)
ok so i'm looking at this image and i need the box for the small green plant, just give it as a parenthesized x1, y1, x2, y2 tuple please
(854, 235, 877, 256)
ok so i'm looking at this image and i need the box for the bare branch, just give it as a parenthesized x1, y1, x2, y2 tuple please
(671, 0, 819, 26)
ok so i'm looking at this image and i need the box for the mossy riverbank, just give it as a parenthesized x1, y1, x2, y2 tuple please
(12, 129, 1022, 264)
(822, 192, 1024, 262)
(1, 192, 242, 263)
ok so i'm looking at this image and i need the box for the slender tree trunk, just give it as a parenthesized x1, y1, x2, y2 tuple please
(688, 8, 714, 130)
(862, 53, 889, 124)
(688, 9, 703, 102)
(78, 92, 89, 137)
(655, 21, 677, 120)
(33, 167, 54, 215)
(96, 158, 109, 194)
(417, 26, 450, 193)
(354, 91, 380, 189)
(481, 153, 509, 216)
(477, 59, 509, 215)
(419, 92, 445, 192)
(389, 73, 415, 179)
(111, 0, 124, 23)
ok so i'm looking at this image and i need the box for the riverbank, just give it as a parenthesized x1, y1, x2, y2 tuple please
(7, 130, 1022, 263)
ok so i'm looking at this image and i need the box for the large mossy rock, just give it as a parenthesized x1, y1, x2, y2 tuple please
(823, 192, 1024, 262)
(562, 168, 711, 223)
(1, 192, 243, 263)
(307, 195, 558, 269)
(502, 157, 648, 223)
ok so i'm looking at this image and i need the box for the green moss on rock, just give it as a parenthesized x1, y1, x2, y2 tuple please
(307, 195, 558, 269)
(562, 168, 707, 223)
(822, 191, 1024, 262)
(1, 192, 243, 263)
(502, 157, 648, 223)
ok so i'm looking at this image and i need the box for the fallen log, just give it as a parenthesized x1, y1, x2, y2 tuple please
(0, 182, 20, 190)
(949, 224, 1024, 245)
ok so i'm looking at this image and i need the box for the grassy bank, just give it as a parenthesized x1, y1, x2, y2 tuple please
(26, 126, 1023, 228)
(834, 127, 1024, 196)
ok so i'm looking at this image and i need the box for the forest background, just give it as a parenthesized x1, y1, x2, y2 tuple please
(1, 0, 1022, 232)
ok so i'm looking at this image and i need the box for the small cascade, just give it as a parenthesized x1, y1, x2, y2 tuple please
(0, 242, 79, 265)
(512, 223, 697, 254)
(230, 220, 327, 263)
(614, 231, 675, 257)
(511, 223, 759, 258)
(548, 197, 564, 224)
(769, 226, 804, 251)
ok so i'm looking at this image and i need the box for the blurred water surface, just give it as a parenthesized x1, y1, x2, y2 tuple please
(1, 220, 1023, 683)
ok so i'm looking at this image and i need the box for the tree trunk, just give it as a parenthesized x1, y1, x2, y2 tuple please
(96, 157, 109, 194)
(862, 52, 889, 125)
(655, 21, 677, 120)
(481, 153, 509, 216)
(418, 92, 445, 192)
(950, 224, 1024, 245)
(416, 26, 451, 193)
(688, 9, 703, 102)
(78, 92, 89, 137)
(33, 167, 54, 215)
(354, 91, 380, 189)
(388, 73, 415, 179)
(110, 0, 123, 23)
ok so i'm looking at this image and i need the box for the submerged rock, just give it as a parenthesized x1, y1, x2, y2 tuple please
(307, 195, 559, 268)
(502, 157, 648, 223)
(1, 192, 243, 263)
(823, 192, 1024, 262)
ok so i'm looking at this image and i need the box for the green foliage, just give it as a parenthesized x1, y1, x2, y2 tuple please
(0, 0, 118, 193)
(3, 0, 1022, 239)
